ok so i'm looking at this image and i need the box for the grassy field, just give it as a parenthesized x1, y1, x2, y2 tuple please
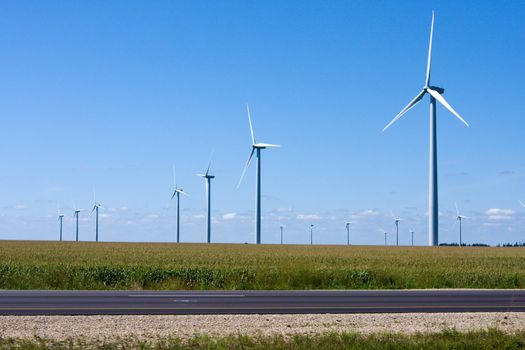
(1, 330, 524, 349)
(0, 240, 524, 290)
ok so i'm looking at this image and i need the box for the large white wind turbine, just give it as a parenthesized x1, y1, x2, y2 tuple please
(383, 11, 469, 246)
(91, 192, 103, 242)
(197, 154, 214, 244)
(238, 104, 280, 244)
(171, 166, 188, 243)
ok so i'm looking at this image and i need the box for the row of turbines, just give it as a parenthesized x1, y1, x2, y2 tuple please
(53, 12, 520, 246)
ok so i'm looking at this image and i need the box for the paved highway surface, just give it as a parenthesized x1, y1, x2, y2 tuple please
(0, 290, 524, 315)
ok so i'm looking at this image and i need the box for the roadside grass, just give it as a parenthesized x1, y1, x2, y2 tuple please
(0, 240, 524, 290)
(1, 329, 524, 349)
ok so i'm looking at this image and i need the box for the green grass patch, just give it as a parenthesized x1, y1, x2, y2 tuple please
(1, 330, 524, 349)
(0, 240, 524, 290)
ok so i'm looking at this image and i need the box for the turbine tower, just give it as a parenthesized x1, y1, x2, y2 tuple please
(391, 213, 403, 246)
(310, 224, 314, 245)
(383, 11, 469, 246)
(58, 213, 64, 241)
(280, 225, 284, 244)
(197, 155, 214, 244)
(171, 166, 189, 243)
(454, 203, 469, 246)
(91, 192, 103, 242)
(238, 104, 280, 244)
(72, 201, 83, 242)
(345, 221, 352, 245)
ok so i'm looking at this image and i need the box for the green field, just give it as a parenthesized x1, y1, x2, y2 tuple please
(0, 240, 524, 290)
(2, 330, 524, 349)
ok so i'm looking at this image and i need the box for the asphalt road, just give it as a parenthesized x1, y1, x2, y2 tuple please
(0, 290, 524, 315)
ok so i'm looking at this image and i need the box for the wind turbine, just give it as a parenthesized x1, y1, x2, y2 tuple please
(57, 205, 64, 241)
(72, 201, 83, 242)
(238, 104, 280, 244)
(454, 203, 469, 246)
(391, 213, 403, 246)
(411, 230, 414, 246)
(310, 224, 314, 245)
(382, 11, 469, 246)
(171, 166, 189, 243)
(345, 221, 352, 245)
(384, 231, 388, 246)
(280, 225, 284, 244)
(91, 192, 103, 242)
(197, 154, 214, 244)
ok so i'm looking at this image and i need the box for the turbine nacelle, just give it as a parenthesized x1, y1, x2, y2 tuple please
(425, 86, 444, 94)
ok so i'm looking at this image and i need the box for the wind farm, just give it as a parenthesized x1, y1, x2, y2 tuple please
(0, 3, 523, 348)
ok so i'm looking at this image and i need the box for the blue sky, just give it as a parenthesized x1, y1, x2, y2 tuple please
(0, 1, 523, 245)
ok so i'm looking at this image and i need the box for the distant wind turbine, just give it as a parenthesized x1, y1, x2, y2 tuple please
(57, 204, 64, 241)
(238, 104, 280, 244)
(384, 231, 388, 246)
(383, 11, 469, 246)
(310, 224, 314, 245)
(391, 213, 403, 246)
(345, 222, 352, 245)
(197, 153, 214, 244)
(411, 230, 414, 246)
(454, 203, 469, 246)
(171, 166, 189, 243)
(91, 192, 103, 242)
(72, 201, 83, 242)
(280, 225, 284, 244)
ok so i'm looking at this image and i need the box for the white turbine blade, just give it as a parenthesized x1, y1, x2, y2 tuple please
(72, 200, 77, 211)
(180, 190, 189, 197)
(205, 150, 214, 176)
(254, 143, 280, 148)
(425, 11, 435, 87)
(519, 200, 525, 208)
(246, 104, 255, 145)
(237, 148, 255, 188)
(455, 202, 460, 217)
(196, 173, 205, 177)
(427, 88, 469, 127)
(382, 90, 426, 132)
(171, 190, 177, 200)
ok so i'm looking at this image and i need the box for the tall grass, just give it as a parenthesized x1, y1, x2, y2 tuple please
(1, 330, 524, 349)
(0, 240, 524, 290)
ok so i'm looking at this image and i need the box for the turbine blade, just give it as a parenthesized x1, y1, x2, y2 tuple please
(254, 143, 280, 148)
(246, 104, 255, 145)
(427, 88, 469, 127)
(237, 148, 255, 188)
(171, 190, 177, 200)
(205, 150, 214, 176)
(382, 90, 426, 131)
(519, 200, 525, 208)
(72, 200, 77, 211)
(91, 205, 96, 214)
(181, 190, 189, 197)
(425, 11, 435, 87)
(455, 202, 460, 217)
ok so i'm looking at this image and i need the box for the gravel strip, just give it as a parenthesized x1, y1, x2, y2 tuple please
(0, 313, 523, 341)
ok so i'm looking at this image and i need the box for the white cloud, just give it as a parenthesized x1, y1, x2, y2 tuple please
(352, 210, 380, 218)
(277, 207, 292, 212)
(296, 214, 321, 221)
(486, 208, 515, 221)
(222, 212, 237, 220)
(14, 204, 26, 210)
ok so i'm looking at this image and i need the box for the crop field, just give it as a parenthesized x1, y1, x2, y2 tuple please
(0, 240, 524, 290)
